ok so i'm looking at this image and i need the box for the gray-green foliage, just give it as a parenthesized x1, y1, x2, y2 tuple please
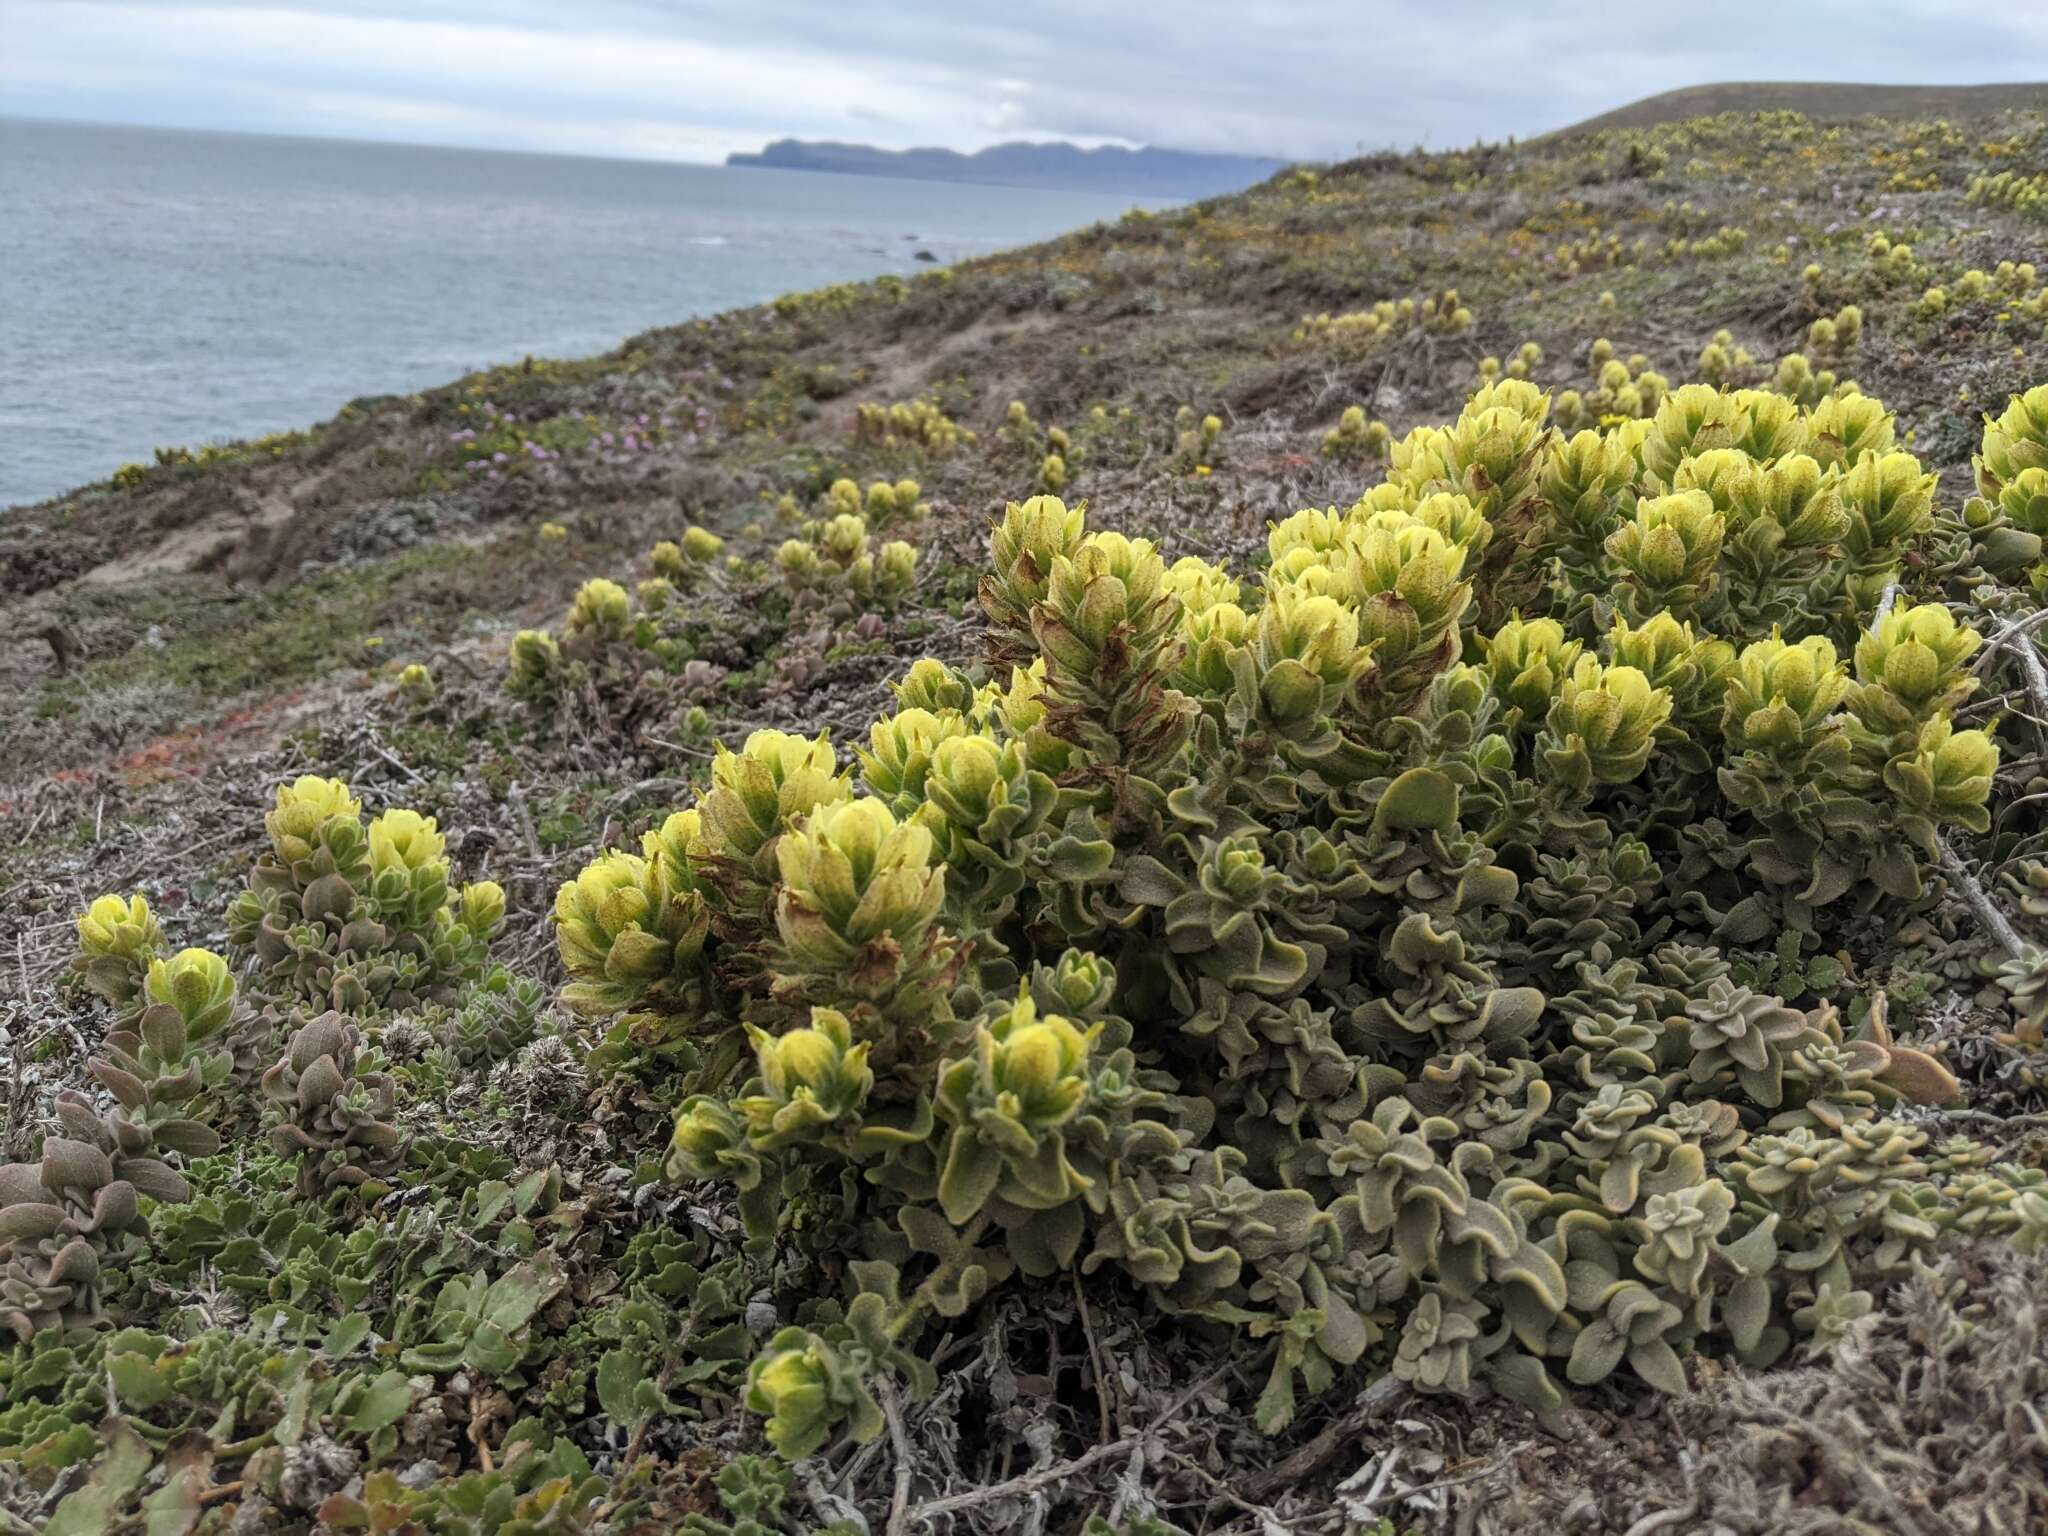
(560, 380, 2040, 1460)
(226, 777, 503, 1017)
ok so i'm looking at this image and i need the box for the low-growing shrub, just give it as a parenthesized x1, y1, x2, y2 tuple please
(1553, 349, 1671, 430)
(855, 398, 972, 454)
(1172, 407, 1224, 473)
(552, 377, 2046, 1460)
(1323, 406, 1392, 462)
(226, 776, 505, 1019)
(776, 513, 919, 610)
(1969, 168, 2048, 221)
(1295, 289, 1473, 353)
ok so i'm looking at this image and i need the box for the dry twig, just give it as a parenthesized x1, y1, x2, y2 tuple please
(1938, 840, 2026, 960)
(1241, 1376, 1410, 1503)
(900, 1359, 1233, 1526)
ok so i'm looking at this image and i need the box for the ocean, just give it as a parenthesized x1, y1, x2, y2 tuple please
(0, 118, 1162, 509)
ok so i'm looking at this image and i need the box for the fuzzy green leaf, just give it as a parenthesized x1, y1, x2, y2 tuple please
(348, 1371, 412, 1435)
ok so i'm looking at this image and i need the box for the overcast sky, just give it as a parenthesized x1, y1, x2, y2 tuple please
(4, 1, 2046, 163)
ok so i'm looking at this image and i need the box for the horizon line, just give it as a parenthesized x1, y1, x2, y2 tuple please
(0, 110, 1299, 175)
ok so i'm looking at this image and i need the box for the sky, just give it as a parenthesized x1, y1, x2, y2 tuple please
(3, 1, 2046, 164)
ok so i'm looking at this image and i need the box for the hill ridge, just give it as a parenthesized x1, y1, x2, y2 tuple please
(1551, 79, 2048, 137)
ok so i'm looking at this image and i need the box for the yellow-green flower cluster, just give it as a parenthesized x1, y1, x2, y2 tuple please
(1850, 602, 1982, 744)
(1806, 304, 1862, 360)
(1554, 348, 1671, 431)
(1883, 718, 2000, 839)
(78, 893, 163, 968)
(1695, 329, 1754, 387)
(1968, 169, 2048, 223)
(1266, 498, 1477, 691)
(553, 847, 710, 1015)
(776, 511, 919, 606)
(506, 628, 561, 699)
(982, 495, 1089, 650)
(737, 1008, 875, 1144)
(774, 797, 947, 981)
(1541, 656, 1673, 784)
(818, 476, 930, 528)
(1438, 379, 1553, 519)
(698, 729, 851, 868)
(1294, 289, 1471, 353)
(566, 578, 631, 639)
(1721, 634, 1851, 758)
(1173, 408, 1223, 473)
(143, 947, 237, 1042)
(1975, 383, 2048, 497)
(265, 775, 362, 869)
(933, 992, 1099, 1222)
(1322, 405, 1391, 461)
(1484, 617, 1584, 718)
(856, 398, 972, 454)
(1604, 489, 1725, 619)
(858, 707, 976, 817)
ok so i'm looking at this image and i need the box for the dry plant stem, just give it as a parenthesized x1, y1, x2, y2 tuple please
(800, 1466, 867, 1532)
(1938, 840, 2027, 960)
(1371, 1453, 1516, 1516)
(1622, 1504, 1700, 1536)
(507, 784, 542, 859)
(467, 1400, 496, 1474)
(1972, 606, 2048, 731)
(643, 736, 715, 760)
(1106, 1441, 1148, 1529)
(1929, 1107, 2048, 1131)
(1344, 1443, 1403, 1514)
(881, 1379, 915, 1536)
(1240, 1375, 1410, 1503)
(1074, 1272, 1116, 1442)
(901, 1435, 1139, 1525)
(900, 1360, 1233, 1525)
(1162, 1447, 1287, 1529)
(366, 737, 423, 783)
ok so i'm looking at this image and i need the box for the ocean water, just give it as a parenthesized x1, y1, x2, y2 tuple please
(0, 118, 1160, 509)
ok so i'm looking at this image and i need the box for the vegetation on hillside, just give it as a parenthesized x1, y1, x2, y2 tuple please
(5, 101, 2048, 1535)
(1553, 81, 2047, 139)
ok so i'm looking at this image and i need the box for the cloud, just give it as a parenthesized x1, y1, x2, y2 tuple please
(4, 0, 2045, 162)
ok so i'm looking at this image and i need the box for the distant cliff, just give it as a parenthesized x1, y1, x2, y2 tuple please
(726, 139, 1290, 198)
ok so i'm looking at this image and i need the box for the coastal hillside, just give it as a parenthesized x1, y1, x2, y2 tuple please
(5, 102, 2048, 1535)
(1553, 80, 2048, 136)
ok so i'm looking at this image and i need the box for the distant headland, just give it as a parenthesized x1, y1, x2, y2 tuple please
(725, 138, 1291, 198)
